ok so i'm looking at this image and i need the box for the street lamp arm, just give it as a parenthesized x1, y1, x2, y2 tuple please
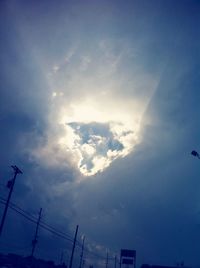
(191, 150, 200, 159)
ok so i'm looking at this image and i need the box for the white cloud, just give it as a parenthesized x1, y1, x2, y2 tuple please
(53, 65, 60, 73)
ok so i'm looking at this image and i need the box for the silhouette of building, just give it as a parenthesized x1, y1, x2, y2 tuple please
(141, 264, 190, 268)
(0, 252, 67, 268)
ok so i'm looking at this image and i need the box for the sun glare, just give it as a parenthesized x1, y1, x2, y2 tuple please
(54, 97, 143, 176)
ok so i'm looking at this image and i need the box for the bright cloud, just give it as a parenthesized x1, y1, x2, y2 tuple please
(66, 121, 133, 176)
(29, 40, 158, 177)
(34, 95, 150, 176)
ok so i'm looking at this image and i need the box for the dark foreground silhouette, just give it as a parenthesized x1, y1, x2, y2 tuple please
(0, 252, 67, 268)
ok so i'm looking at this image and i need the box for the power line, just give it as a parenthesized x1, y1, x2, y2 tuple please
(0, 200, 37, 224)
(0, 199, 111, 259)
(0, 201, 75, 244)
(4, 198, 76, 240)
(0, 201, 73, 245)
(0, 197, 117, 262)
(40, 220, 74, 240)
(0, 197, 75, 243)
(39, 222, 75, 243)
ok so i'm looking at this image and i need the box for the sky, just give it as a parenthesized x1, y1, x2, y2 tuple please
(0, 0, 200, 267)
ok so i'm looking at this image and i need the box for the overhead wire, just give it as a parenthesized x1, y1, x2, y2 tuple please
(0, 200, 75, 245)
(0, 197, 75, 243)
(0, 197, 117, 262)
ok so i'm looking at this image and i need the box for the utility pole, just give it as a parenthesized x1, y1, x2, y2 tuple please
(82, 259, 85, 268)
(69, 225, 79, 268)
(79, 236, 85, 268)
(60, 251, 64, 265)
(0, 165, 22, 236)
(114, 255, 117, 268)
(106, 251, 108, 268)
(31, 208, 42, 258)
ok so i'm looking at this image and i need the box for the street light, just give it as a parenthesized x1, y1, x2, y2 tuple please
(191, 150, 200, 159)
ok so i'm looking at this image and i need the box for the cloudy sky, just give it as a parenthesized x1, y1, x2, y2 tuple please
(0, 0, 200, 267)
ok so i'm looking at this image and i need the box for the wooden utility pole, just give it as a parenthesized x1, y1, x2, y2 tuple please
(0, 165, 22, 236)
(31, 208, 42, 258)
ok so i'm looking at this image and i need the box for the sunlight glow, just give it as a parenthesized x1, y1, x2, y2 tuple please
(54, 97, 143, 176)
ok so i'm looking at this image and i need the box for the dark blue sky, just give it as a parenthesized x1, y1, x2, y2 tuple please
(0, 0, 200, 267)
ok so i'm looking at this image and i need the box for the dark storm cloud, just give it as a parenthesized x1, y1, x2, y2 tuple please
(0, 1, 77, 261)
(65, 7, 200, 266)
(69, 26, 200, 265)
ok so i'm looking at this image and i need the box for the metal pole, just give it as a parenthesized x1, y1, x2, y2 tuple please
(114, 255, 117, 268)
(69, 225, 79, 268)
(0, 165, 22, 236)
(79, 236, 85, 268)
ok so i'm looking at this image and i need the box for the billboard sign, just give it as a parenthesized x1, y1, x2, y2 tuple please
(122, 259, 134, 265)
(120, 249, 136, 268)
(121, 249, 136, 258)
